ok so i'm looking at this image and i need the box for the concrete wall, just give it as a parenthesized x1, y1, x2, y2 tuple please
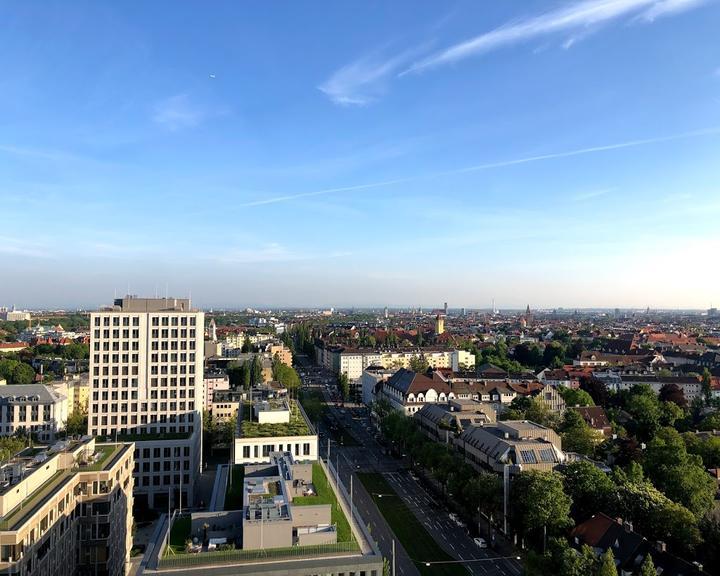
(242, 518, 293, 549)
(190, 511, 243, 539)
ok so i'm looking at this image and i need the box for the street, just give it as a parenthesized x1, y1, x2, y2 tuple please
(297, 361, 522, 576)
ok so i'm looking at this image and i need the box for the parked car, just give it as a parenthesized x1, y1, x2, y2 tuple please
(473, 537, 487, 549)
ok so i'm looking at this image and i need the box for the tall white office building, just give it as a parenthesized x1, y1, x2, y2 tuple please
(88, 296, 204, 510)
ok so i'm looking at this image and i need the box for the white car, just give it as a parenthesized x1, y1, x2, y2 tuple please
(449, 513, 463, 526)
(473, 537, 487, 549)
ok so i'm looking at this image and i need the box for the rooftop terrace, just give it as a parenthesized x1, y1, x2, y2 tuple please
(239, 400, 312, 438)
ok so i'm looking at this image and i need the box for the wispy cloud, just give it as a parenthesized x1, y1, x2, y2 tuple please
(152, 94, 206, 130)
(573, 187, 615, 201)
(318, 47, 424, 106)
(237, 125, 720, 207)
(402, 0, 708, 75)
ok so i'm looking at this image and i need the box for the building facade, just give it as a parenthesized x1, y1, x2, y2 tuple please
(0, 437, 134, 576)
(0, 385, 68, 442)
(88, 296, 204, 510)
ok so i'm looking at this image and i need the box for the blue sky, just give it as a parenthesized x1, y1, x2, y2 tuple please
(1, 0, 719, 309)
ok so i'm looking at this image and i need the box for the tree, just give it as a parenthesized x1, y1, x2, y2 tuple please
(338, 373, 350, 400)
(408, 354, 429, 373)
(596, 548, 617, 576)
(511, 470, 573, 543)
(580, 377, 609, 407)
(12, 362, 35, 384)
(624, 387, 662, 441)
(558, 387, 595, 407)
(250, 355, 263, 385)
(559, 410, 597, 455)
(241, 336, 253, 353)
(64, 409, 88, 436)
(639, 555, 657, 576)
(543, 342, 566, 368)
(701, 368, 712, 403)
(561, 460, 614, 522)
(659, 383, 687, 408)
(644, 427, 716, 519)
(272, 362, 301, 391)
(525, 397, 559, 429)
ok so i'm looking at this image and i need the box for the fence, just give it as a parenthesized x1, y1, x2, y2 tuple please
(158, 541, 360, 568)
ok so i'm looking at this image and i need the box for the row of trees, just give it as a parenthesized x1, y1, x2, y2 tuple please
(0, 359, 35, 384)
(376, 397, 713, 574)
(227, 356, 263, 390)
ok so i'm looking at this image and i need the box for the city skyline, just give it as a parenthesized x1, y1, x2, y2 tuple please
(1, 0, 720, 308)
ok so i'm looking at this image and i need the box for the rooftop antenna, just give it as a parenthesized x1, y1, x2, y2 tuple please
(155, 285, 158, 298)
(165, 283, 169, 299)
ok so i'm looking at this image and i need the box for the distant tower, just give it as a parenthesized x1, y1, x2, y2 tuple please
(461, 307, 466, 316)
(492, 298, 498, 315)
(210, 318, 217, 342)
(444, 302, 448, 315)
(526, 304, 531, 315)
(384, 306, 389, 319)
(435, 313, 445, 336)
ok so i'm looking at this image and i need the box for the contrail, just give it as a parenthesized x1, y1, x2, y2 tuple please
(238, 126, 720, 207)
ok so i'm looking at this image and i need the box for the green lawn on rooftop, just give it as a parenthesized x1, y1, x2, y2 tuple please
(240, 400, 310, 438)
(167, 515, 191, 554)
(292, 462, 352, 543)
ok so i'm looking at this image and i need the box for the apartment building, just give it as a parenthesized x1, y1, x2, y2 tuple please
(0, 385, 68, 442)
(202, 370, 229, 409)
(233, 399, 317, 465)
(88, 296, 204, 510)
(0, 437, 134, 576)
(456, 420, 564, 475)
(51, 376, 90, 415)
(315, 344, 475, 381)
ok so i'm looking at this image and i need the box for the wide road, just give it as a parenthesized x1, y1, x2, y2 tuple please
(298, 364, 522, 576)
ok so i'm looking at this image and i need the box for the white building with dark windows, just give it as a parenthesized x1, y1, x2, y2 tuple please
(88, 296, 204, 510)
(377, 368, 456, 415)
(0, 384, 68, 441)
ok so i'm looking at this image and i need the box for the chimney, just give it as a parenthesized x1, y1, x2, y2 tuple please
(654, 541, 666, 553)
(624, 520, 633, 533)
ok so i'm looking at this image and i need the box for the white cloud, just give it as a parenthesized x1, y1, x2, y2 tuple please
(402, 0, 708, 74)
(152, 94, 206, 130)
(318, 47, 422, 106)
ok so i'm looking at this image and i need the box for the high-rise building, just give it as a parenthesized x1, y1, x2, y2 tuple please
(88, 296, 204, 510)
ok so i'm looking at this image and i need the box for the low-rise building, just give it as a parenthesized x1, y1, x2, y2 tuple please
(571, 513, 704, 575)
(209, 390, 242, 423)
(140, 453, 381, 576)
(234, 399, 318, 464)
(0, 343, 29, 355)
(203, 370, 230, 409)
(456, 420, 564, 474)
(377, 368, 454, 415)
(415, 400, 495, 445)
(0, 385, 69, 441)
(571, 406, 612, 436)
(0, 437, 134, 576)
